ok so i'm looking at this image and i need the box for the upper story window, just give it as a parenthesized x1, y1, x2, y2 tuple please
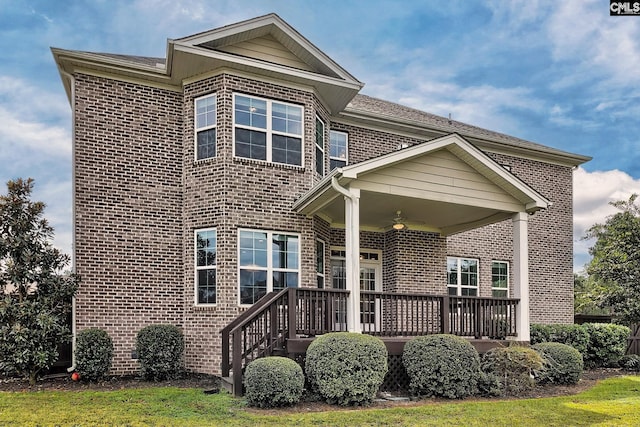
(238, 229, 300, 305)
(447, 257, 478, 296)
(491, 261, 509, 298)
(315, 117, 325, 176)
(195, 228, 217, 305)
(330, 130, 348, 170)
(233, 94, 303, 167)
(195, 94, 216, 160)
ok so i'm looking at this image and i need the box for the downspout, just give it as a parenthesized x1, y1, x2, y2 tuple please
(59, 68, 77, 372)
(331, 176, 361, 333)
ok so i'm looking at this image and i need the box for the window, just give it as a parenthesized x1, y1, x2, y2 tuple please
(238, 230, 300, 305)
(447, 257, 478, 296)
(329, 130, 348, 170)
(234, 94, 303, 166)
(315, 117, 325, 175)
(491, 261, 509, 298)
(195, 229, 216, 304)
(316, 240, 325, 288)
(195, 94, 216, 160)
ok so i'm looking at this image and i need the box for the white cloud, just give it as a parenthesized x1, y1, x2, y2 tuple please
(573, 167, 640, 272)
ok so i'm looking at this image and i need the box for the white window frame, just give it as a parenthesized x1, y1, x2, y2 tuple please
(316, 239, 325, 289)
(194, 228, 217, 306)
(329, 130, 348, 170)
(491, 260, 509, 298)
(315, 116, 325, 176)
(232, 93, 304, 167)
(237, 229, 301, 306)
(447, 257, 479, 297)
(194, 94, 216, 161)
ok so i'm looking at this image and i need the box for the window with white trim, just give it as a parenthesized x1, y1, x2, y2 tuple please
(447, 257, 478, 296)
(233, 94, 303, 166)
(329, 130, 348, 170)
(491, 261, 509, 298)
(195, 94, 216, 160)
(316, 239, 325, 288)
(315, 117, 325, 176)
(195, 229, 216, 304)
(238, 229, 300, 305)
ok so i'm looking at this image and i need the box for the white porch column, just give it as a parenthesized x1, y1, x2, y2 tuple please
(512, 211, 530, 341)
(344, 188, 361, 333)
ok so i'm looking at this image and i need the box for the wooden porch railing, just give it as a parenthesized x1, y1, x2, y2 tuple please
(359, 292, 518, 338)
(221, 288, 518, 395)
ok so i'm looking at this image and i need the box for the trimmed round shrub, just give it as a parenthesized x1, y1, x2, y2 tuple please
(619, 354, 640, 372)
(136, 324, 185, 381)
(530, 324, 589, 355)
(582, 323, 630, 368)
(402, 334, 481, 399)
(305, 332, 388, 406)
(243, 357, 304, 408)
(75, 328, 113, 382)
(481, 346, 543, 396)
(532, 342, 583, 384)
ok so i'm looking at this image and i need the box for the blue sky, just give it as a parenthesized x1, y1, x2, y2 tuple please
(1, 0, 640, 272)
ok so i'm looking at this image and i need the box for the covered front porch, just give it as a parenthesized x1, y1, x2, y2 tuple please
(222, 133, 551, 395)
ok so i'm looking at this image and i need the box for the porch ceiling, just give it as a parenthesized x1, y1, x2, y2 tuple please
(293, 133, 551, 236)
(313, 192, 513, 235)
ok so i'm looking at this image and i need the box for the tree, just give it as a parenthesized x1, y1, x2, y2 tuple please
(585, 193, 640, 324)
(0, 178, 78, 385)
(573, 273, 610, 316)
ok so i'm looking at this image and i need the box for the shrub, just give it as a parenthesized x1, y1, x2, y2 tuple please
(532, 342, 583, 385)
(136, 324, 185, 381)
(582, 323, 630, 368)
(75, 328, 113, 382)
(619, 354, 640, 372)
(481, 346, 543, 396)
(530, 324, 589, 355)
(243, 357, 304, 408)
(305, 332, 387, 406)
(477, 371, 502, 397)
(402, 334, 480, 399)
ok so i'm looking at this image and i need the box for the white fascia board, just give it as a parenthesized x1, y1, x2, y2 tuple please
(172, 42, 362, 91)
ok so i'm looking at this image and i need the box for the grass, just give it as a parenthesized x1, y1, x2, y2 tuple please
(0, 376, 639, 426)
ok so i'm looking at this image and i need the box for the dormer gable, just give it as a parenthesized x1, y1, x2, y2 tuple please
(170, 14, 363, 112)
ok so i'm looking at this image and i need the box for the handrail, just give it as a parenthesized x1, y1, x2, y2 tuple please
(220, 289, 288, 379)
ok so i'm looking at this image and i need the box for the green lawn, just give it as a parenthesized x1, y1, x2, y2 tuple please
(1, 376, 639, 426)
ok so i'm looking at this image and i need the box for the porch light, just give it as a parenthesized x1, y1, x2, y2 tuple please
(392, 210, 407, 230)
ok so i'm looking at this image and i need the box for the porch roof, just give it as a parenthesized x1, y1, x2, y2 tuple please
(293, 133, 551, 236)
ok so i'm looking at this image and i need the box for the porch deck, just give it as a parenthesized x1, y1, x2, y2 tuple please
(221, 287, 520, 396)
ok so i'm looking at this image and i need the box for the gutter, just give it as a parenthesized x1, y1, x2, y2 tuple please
(59, 67, 77, 373)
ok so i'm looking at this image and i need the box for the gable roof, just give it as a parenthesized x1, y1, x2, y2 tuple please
(52, 14, 363, 113)
(51, 14, 590, 167)
(294, 133, 551, 235)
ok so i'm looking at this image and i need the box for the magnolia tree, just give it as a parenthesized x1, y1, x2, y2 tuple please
(585, 194, 640, 324)
(0, 178, 78, 385)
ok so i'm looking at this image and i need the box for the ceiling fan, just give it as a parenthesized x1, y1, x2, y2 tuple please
(392, 210, 407, 230)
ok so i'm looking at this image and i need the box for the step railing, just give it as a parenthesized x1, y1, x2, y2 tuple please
(220, 287, 350, 395)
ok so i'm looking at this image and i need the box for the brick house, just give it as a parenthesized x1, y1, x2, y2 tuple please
(52, 14, 590, 386)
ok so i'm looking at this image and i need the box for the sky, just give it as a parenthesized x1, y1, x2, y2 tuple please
(1, 0, 640, 273)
